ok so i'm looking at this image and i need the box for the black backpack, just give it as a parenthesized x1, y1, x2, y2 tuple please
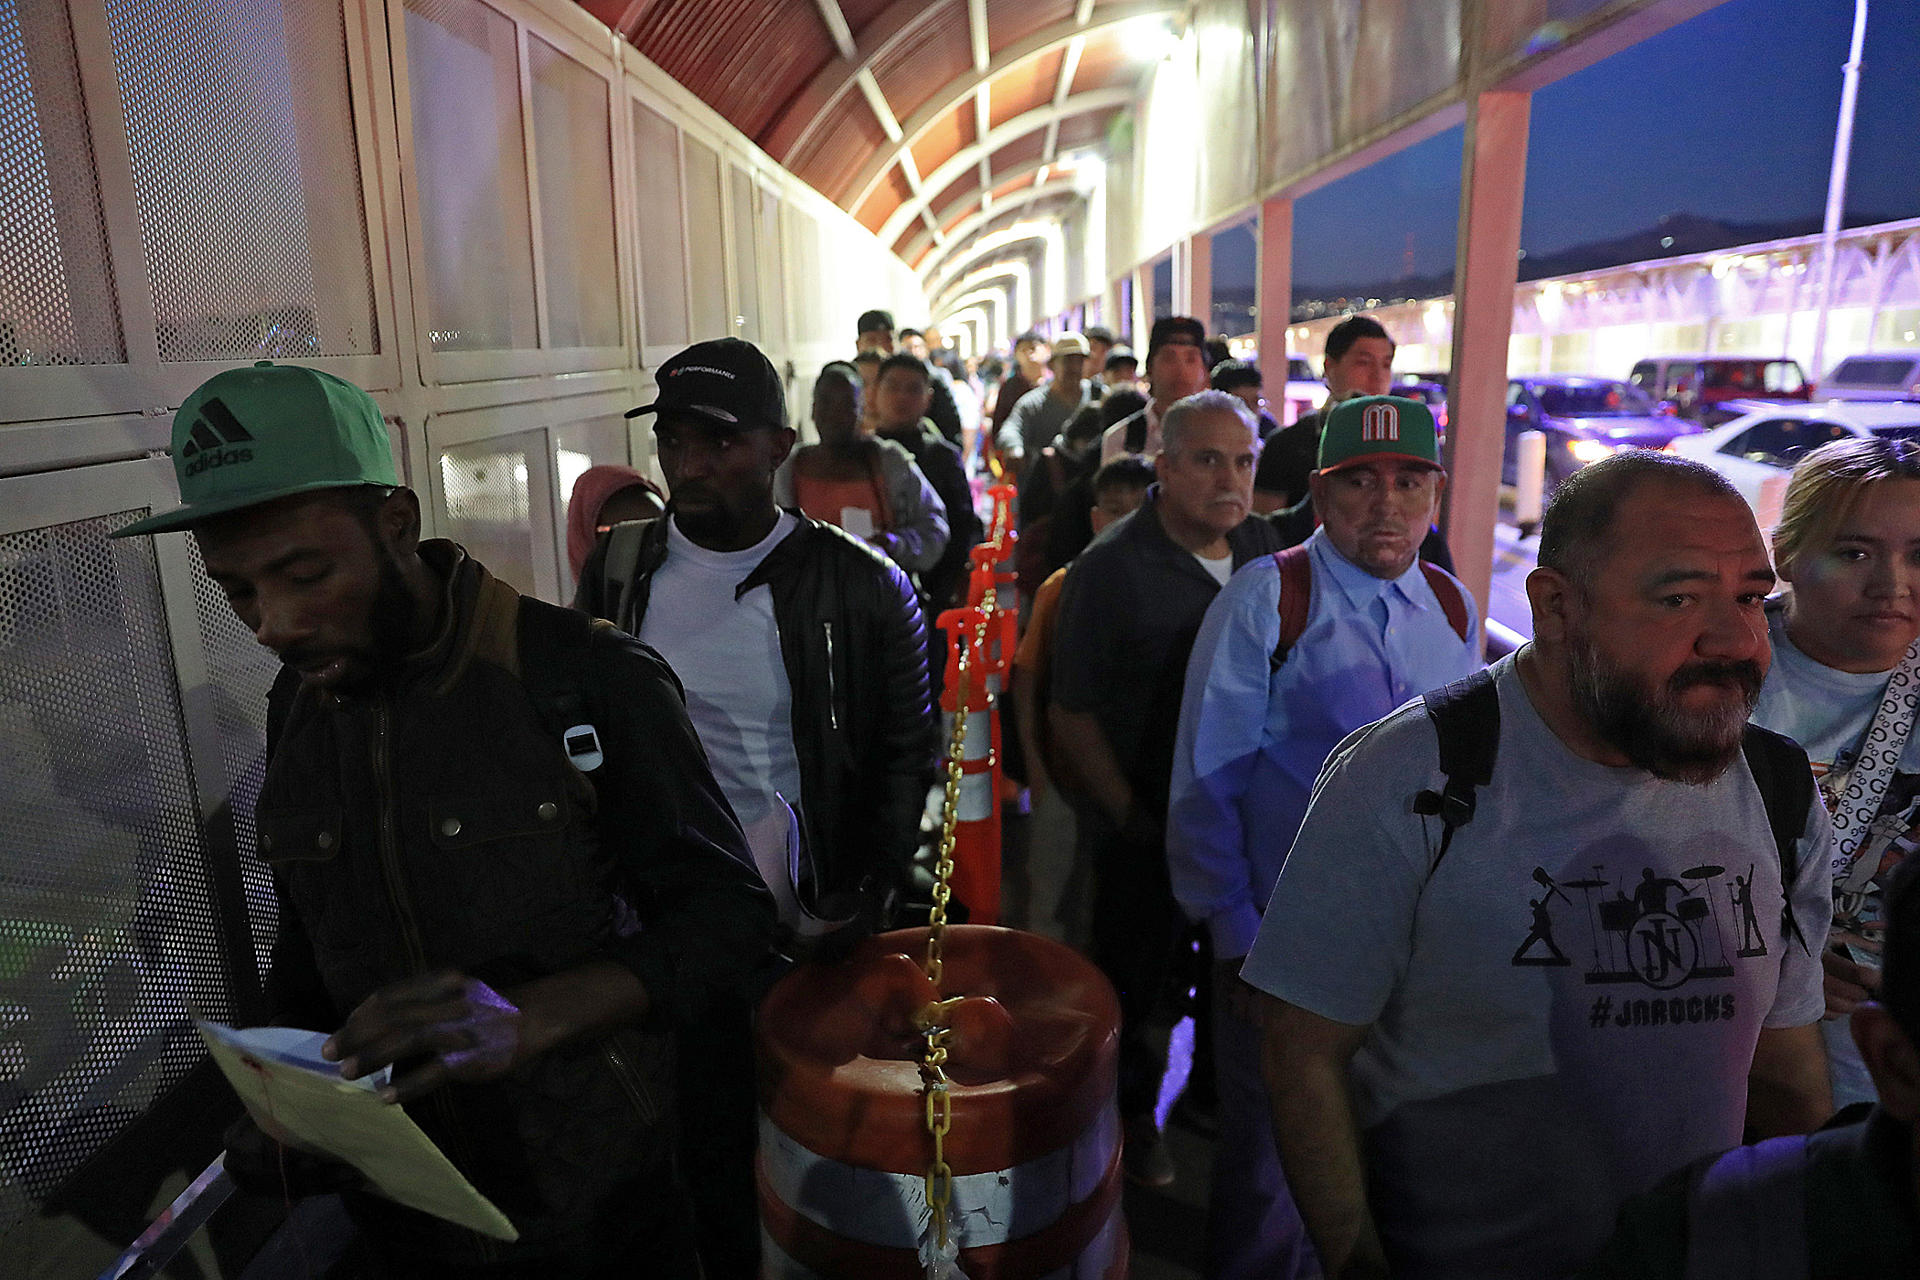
(1413, 667, 1813, 952)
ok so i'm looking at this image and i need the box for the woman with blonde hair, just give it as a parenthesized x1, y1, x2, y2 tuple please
(1753, 434, 1920, 1107)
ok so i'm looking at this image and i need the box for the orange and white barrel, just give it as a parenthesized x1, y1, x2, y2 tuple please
(756, 926, 1127, 1279)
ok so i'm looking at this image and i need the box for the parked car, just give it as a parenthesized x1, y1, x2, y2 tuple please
(1666, 400, 1920, 527)
(1504, 375, 1697, 488)
(1820, 353, 1920, 402)
(1627, 355, 1810, 425)
(1279, 356, 1327, 424)
(1393, 377, 1449, 432)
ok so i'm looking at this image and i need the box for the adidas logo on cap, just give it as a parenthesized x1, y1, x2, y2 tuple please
(181, 396, 256, 476)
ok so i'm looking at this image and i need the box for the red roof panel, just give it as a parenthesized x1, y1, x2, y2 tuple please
(983, 0, 1076, 52)
(909, 103, 976, 184)
(987, 129, 1046, 175)
(630, 0, 837, 142)
(790, 97, 894, 203)
(869, 6, 974, 124)
(855, 164, 914, 233)
(988, 49, 1062, 130)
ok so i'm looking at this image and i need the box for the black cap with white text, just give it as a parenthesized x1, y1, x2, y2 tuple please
(625, 337, 788, 432)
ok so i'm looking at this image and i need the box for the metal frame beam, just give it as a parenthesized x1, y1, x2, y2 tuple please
(841, 1, 1176, 211)
(876, 87, 1130, 248)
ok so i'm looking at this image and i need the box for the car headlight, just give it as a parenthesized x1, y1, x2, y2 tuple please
(1568, 438, 1618, 465)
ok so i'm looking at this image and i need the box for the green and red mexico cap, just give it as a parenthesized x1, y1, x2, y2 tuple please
(112, 362, 398, 538)
(1317, 393, 1443, 474)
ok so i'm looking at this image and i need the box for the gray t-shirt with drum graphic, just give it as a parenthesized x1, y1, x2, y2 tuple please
(1241, 652, 1831, 1280)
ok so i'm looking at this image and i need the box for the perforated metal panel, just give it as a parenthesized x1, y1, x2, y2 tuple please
(730, 165, 759, 342)
(405, 0, 539, 351)
(181, 540, 280, 985)
(0, 511, 237, 1243)
(105, 0, 379, 362)
(529, 35, 619, 350)
(438, 433, 539, 596)
(0, 2, 124, 366)
(682, 136, 727, 340)
(632, 101, 690, 349)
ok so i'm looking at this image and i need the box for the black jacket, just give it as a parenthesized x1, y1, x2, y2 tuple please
(259, 543, 773, 1267)
(576, 514, 936, 914)
(877, 416, 980, 609)
(1050, 490, 1285, 807)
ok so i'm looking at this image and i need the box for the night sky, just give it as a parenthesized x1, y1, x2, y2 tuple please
(1263, 0, 1920, 292)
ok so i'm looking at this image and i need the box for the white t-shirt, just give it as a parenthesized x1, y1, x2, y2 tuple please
(1242, 652, 1831, 1279)
(1193, 550, 1233, 586)
(1752, 601, 1920, 1106)
(639, 513, 807, 925)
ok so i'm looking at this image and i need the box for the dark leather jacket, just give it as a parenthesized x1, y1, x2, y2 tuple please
(259, 543, 773, 1267)
(576, 513, 937, 918)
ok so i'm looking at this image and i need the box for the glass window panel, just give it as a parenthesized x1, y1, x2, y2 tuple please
(528, 36, 618, 350)
(1151, 256, 1173, 322)
(403, 0, 538, 351)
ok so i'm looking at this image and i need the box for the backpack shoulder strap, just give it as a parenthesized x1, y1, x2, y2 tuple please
(1268, 545, 1314, 671)
(515, 599, 605, 741)
(1740, 723, 1815, 953)
(1419, 562, 1473, 643)
(1125, 410, 1147, 453)
(600, 518, 651, 630)
(1412, 667, 1500, 878)
(1681, 1136, 1811, 1280)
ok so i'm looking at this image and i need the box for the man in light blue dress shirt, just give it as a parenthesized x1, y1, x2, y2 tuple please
(1168, 395, 1482, 1279)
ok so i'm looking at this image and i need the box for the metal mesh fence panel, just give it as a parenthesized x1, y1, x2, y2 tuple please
(104, 0, 379, 363)
(0, 1, 124, 366)
(0, 512, 238, 1244)
(405, 0, 539, 352)
(529, 35, 619, 351)
(439, 432, 540, 597)
(182, 540, 279, 986)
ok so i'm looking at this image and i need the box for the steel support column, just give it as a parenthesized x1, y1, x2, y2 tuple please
(1182, 232, 1212, 326)
(1443, 90, 1531, 616)
(1256, 196, 1294, 400)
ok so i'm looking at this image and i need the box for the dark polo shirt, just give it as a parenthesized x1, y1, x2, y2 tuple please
(1050, 486, 1284, 806)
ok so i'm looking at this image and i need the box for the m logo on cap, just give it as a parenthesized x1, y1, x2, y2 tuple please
(181, 397, 256, 476)
(1360, 402, 1401, 443)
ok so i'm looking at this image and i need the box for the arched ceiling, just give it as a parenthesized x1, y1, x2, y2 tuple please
(576, 0, 1179, 277)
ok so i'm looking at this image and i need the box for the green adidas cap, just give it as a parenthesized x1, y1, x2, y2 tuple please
(112, 362, 399, 538)
(1317, 394, 1443, 474)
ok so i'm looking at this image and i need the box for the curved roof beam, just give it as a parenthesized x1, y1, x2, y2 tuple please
(927, 213, 1068, 301)
(916, 182, 1082, 283)
(842, 3, 1174, 212)
(876, 88, 1130, 248)
(940, 263, 1030, 314)
(934, 257, 1041, 316)
(896, 160, 1076, 263)
(933, 239, 1052, 313)
(775, 0, 1173, 174)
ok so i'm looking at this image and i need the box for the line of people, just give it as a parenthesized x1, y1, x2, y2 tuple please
(117, 299, 1920, 1280)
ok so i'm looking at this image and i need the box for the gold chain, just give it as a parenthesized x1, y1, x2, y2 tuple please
(918, 493, 1011, 1261)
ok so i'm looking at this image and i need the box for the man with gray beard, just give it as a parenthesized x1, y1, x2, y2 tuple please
(1240, 452, 1836, 1280)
